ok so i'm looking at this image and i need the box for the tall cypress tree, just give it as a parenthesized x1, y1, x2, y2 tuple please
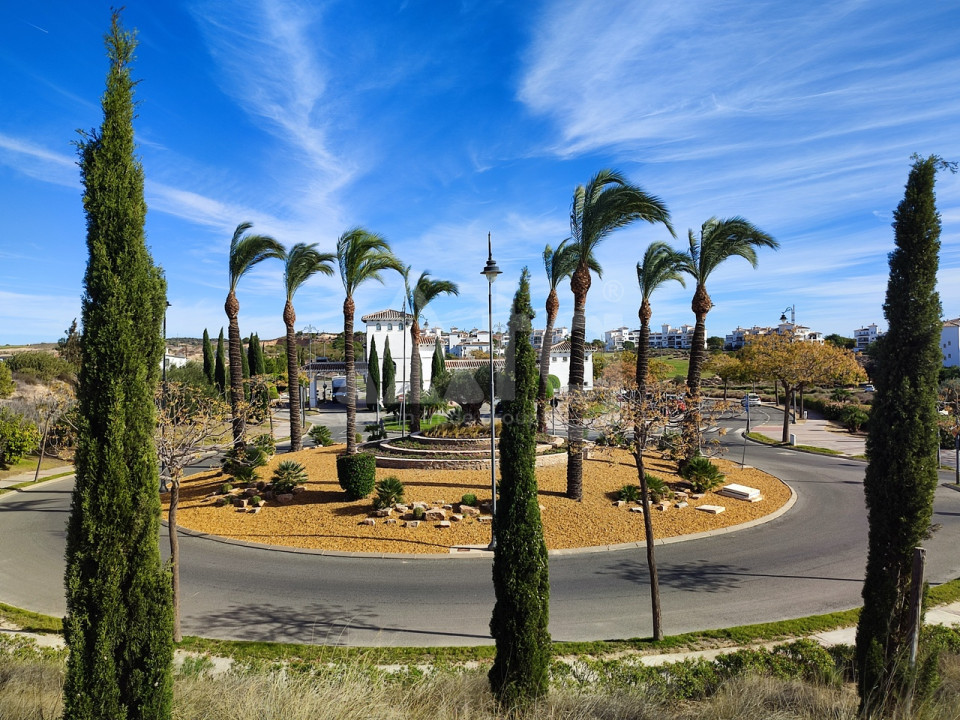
(382, 336, 396, 406)
(214, 328, 226, 396)
(240, 337, 250, 379)
(856, 155, 948, 713)
(367, 337, 380, 410)
(431, 337, 444, 382)
(489, 269, 551, 707)
(202, 328, 214, 385)
(63, 12, 173, 719)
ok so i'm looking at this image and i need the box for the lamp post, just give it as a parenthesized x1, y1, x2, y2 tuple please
(779, 305, 795, 325)
(303, 324, 317, 366)
(481, 232, 501, 550)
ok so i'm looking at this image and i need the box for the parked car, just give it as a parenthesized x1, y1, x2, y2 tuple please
(861, 384, 875, 392)
(742, 393, 761, 407)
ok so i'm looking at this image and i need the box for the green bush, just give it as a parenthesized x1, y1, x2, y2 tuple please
(373, 476, 404, 510)
(460, 493, 478, 507)
(412, 506, 425, 520)
(220, 483, 233, 495)
(5, 351, 75, 383)
(840, 405, 869, 433)
(0, 362, 14, 398)
(336, 452, 376, 500)
(271, 460, 307, 494)
(252, 433, 276, 456)
(644, 473, 672, 503)
(221, 444, 268, 484)
(308, 424, 333, 446)
(250, 495, 263, 507)
(617, 484, 641, 502)
(680, 456, 725, 493)
(0, 408, 40, 467)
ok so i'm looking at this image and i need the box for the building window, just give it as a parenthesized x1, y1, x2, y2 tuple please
(376, 323, 381, 331)
(387, 323, 393, 331)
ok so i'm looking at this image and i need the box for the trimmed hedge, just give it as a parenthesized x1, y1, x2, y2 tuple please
(336, 452, 376, 499)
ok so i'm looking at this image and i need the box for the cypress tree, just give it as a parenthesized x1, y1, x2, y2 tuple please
(431, 337, 444, 383)
(367, 337, 380, 410)
(489, 269, 551, 707)
(202, 328, 214, 385)
(254, 334, 266, 376)
(214, 328, 226, 396)
(240, 337, 250, 379)
(855, 155, 948, 713)
(382, 336, 396, 406)
(63, 12, 173, 719)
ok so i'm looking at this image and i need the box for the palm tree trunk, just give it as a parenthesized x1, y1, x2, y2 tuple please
(344, 296, 357, 454)
(537, 290, 559, 433)
(683, 288, 710, 459)
(636, 300, 652, 397)
(566, 266, 590, 501)
(409, 322, 422, 433)
(225, 291, 244, 451)
(284, 301, 302, 452)
(168, 474, 182, 642)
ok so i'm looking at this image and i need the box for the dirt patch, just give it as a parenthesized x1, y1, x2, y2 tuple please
(168, 446, 791, 555)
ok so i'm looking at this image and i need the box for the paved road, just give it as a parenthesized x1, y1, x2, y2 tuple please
(3, 410, 960, 646)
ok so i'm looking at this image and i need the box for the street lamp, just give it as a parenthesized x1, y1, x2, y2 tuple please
(481, 232, 501, 550)
(779, 305, 795, 325)
(303, 324, 317, 366)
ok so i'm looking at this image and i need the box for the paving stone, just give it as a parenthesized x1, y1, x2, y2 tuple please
(697, 504, 726, 514)
(359, 518, 376, 526)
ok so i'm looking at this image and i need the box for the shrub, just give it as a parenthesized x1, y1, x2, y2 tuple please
(680, 456, 725, 493)
(0, 408, 40, 467)
(617, 484, 641, 502)
(308, 424, 333, 446)
(250, 496, 263, 507)
(460, 493, 478, 507)
(252, 433, 276, 456)
(423, 421, 502, 439)
(412, 506, 425, 520)
(221, 444, 268, 484)
(0, 362, 14, 398)
(446, 407, 466, 425)
(220, 483, 233, 495)
(644, 474, 672, 503)
(840, 405, 869, 433)
(5, 351, 75, 383)
(271, 459, 308, 494)
(373, 476, 404, 510)
(336, 452, 376, 500)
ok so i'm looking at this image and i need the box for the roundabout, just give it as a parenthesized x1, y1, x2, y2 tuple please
(166, 444, 792, 555)
(3, 414, 960, 647)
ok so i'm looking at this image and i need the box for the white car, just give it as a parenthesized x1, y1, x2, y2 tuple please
(742, 393, 761, 407)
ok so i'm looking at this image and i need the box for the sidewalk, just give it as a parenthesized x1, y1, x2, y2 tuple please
(751, 411, 866, 456)
(0, 464, 74, 490)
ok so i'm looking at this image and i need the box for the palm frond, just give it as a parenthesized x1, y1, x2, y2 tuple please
(636, 241, 686, 302)
(684, 216, 778, 283)
(283, 243, 335, 300)
(410, 271, 459, 317)
(337, 227, 404, 297)
(229, 222, 284, 291)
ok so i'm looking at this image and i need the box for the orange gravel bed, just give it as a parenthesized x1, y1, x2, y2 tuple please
(168, 445, 791, 555)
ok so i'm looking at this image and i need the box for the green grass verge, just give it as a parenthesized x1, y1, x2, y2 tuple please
(382, 414, 448, 432)
(745, 432, 842, 456)
(0, 470, 76, 496)
(0, 603, 62, 634)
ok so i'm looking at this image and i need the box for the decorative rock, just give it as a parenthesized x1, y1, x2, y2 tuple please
(675, 501, 688, 509)
(436, 521, 451, 529)
(262, 490, 275, 500)
(394, 504, 409, 513)
(411, 501, 429, 510)
(612, 500, 627, 508)
(425, 508, 446, 522)
(690, 493, 705, 500)
(697, 504, 726, 514)
(656, 501, 670, 511)
(629, 506, 644, 513)
(539, 504, 546, 512)
(718, 483, 761, 501)
(459, 506, 481, 517)
(442, 504, 453, 511)
(479, 501, 493, 513)
(359, 518, 376, 526)
(276, 493, 294, 504)
(406, 520, 421, 528)
(384, 518, 398, 525)
(292, 486, 306, 495)
(375, 508, 393, 518)
(450, 514, 464, 522)
(214, 497, 227, 507)
(674, 491, 689, 501)
(233, 497, 248, 509)
(251, 504, 264, 514)
(478, 515, 493, 524)
(244, 488, 259, 497)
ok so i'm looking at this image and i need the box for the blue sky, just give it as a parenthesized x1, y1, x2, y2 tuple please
(2, 0, 959, 346)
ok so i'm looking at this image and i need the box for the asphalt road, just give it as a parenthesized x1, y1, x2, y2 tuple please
(3, 409, 960, 646)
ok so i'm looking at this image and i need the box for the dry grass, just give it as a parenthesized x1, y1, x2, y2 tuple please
(166, 446, 790, 554)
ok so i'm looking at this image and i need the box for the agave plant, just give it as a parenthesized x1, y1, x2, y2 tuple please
(617, 484, 641, 502)
(271, 460, 308, 494)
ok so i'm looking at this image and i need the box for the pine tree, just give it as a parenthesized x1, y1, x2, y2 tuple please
(214, 328, 226, 396)
(855, 155, 949, 714)
(489, 269, 551, 707)
(367, 337, 380, 410)
(382, 336, 396, 406)
(63, 12, 173, 719)
(202, 328, 214, 385)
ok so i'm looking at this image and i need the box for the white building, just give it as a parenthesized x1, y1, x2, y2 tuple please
(943, 318, 960, 367)
(532, 325, 569, 350)
(649, 323, 698, 349)
(854, 323, 883, 352)
(604, 327, 638, 351)
(726, 321, 823, 349)
(544, 340, 594, 391)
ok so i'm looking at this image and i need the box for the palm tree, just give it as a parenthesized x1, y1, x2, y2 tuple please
(565, 169, 673, 501)
(282, 243, 335, 452)
(679, 217, 778, 455)
(337, 228, 403, 454)
(537, 240, 583, 434)
(633, 240, 686, 641)
(225, 222, 284, 451)
(404, 268, 459, 432)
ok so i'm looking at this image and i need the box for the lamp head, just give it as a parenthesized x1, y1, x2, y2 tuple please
(481, 231, 502, 284)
